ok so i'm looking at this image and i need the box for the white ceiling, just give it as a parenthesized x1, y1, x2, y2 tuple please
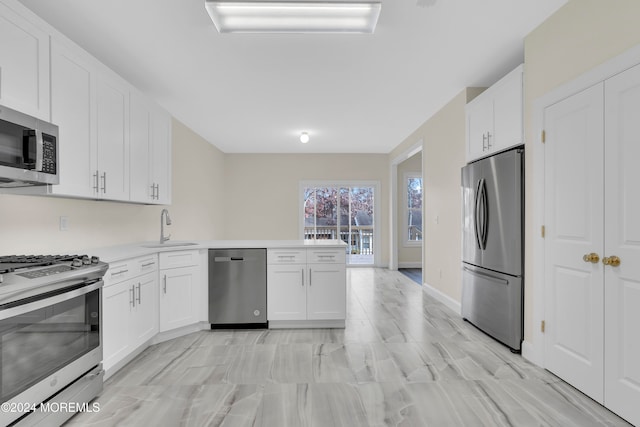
(19, 0, 567, 154)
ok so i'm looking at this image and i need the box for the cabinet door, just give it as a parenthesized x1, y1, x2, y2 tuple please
(151, 108, 171, 205)
(102, 280, 134, 372)
(306, 263, 346, 320)
(267, 265, 306, 320)
(132, 271, 158, 346)
(159, 266, 198, 332)
(492, 67, 523, 152)
(603, 64, 640, 426)
(0, 2, 49, 119)
(49, 39, 96, 197)
(129, 92, 153, 203)
(466, 98, 492, 162)
(96, 75, 130, 201)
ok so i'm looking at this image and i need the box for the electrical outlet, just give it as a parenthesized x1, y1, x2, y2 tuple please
(59, 216, 69, 231)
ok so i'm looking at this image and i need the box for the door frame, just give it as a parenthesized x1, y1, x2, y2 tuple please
(389, 140, 423, 271)
(528, 43, 640, 366)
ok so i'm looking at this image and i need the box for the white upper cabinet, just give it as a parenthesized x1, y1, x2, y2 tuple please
(0, 0, 171, 204)
(466, 64, 523, 162)
(49, 38, 96, 198)
(0, 1, 49, 120)
(48, 36, 131, 202)
(130, 92, 172, 204)
(95, 74, 130, 201)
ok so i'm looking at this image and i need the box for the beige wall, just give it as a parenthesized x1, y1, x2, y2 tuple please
(522, 0, 640, 342)
(396, 153, 422, 266)
(222, 153, 389, 265)
(0, 118, 225, 255)
(390, 89, 480, 301)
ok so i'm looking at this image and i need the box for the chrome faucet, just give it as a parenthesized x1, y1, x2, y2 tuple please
(160, 209, 172, 243)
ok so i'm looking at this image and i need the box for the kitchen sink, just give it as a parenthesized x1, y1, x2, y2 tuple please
(141, 242, 199, 248)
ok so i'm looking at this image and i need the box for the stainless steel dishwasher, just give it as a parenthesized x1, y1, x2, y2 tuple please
(208, 248, 267, 328)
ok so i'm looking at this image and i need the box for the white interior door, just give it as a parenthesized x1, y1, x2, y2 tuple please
(603, 64, 640, 426)
(544, 83, 605, 403)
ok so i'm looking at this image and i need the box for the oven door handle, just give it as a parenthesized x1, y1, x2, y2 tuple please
(0, 280, 102, 321)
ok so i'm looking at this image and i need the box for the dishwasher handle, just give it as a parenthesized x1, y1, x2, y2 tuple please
(214, 256, 245, 262)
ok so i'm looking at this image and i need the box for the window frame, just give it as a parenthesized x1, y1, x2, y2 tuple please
(299, 180, 380, 267)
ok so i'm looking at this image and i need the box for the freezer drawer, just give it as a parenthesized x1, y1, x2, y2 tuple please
(461, 263, 523, 351)
(208, 249, 267, 326)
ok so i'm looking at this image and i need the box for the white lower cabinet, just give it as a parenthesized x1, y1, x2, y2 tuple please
(159, 250, 201, 332)
(267, 247, 346, 327)
(307, 263, 346, 320)
(102, 255, 158, 373)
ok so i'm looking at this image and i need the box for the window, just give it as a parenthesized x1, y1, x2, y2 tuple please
(405, 173, 422, 245)
(302, 182, 378, 266)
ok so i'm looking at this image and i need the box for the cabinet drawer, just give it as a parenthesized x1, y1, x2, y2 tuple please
(136, 255, 158, 275)
(267, 249, 307, 265)
(307, 249, 346, 264)
(104, 260, 136, 286)
(159, 250, 199, 269)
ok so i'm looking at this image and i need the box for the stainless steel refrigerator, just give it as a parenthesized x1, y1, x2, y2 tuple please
(461, 147, 524, 351)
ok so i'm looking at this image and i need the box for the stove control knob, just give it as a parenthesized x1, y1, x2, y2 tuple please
(91, 256, 100, 264)
(82, 256, 91, 265)
(72, 258, 83, 268)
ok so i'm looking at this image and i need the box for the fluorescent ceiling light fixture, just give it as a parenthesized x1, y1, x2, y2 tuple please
(300, 132, 310, 143)
(205, 1, 382, 34)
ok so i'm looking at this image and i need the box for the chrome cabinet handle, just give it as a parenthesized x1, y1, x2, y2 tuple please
(155, 184, 160, 200)
(482, 133, 487, 151)
(487, 132, 492, 149)
(130, 285, 135, 307)
(141, 262, 155, 268)
(301, 268, 304, 286)
(309, 268, 312, 286)
(136, 283, 141, 304)
(100, 172, 107, 193)
(93, 171, 99, 193)
(110, 269, 129, 277)
(163, 275, 167, 294)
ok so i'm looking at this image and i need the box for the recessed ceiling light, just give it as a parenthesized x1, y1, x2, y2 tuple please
(300, 132, 310, 143)
(204, 1, 382, 34)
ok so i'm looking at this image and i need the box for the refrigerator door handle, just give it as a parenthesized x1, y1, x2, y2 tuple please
(474, 179, 483, 250)
(463, 266, 509, 285)
(480, 178, 489, 250)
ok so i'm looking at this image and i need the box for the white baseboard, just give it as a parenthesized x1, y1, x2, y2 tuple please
(398, 262, 422, 269)
(422, 281, 461, 315)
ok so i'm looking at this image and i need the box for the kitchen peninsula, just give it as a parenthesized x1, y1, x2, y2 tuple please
(91, 239, 347, 378)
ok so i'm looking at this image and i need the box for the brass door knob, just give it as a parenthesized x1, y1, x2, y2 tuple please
(583, 253, 600, 263)
(602, 256, 621, 267)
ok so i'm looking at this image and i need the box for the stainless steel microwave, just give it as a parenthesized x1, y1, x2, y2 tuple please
(0, 104, 59, 187)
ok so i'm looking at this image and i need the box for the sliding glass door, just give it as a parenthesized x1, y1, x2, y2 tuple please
(302, 183, 377, 266)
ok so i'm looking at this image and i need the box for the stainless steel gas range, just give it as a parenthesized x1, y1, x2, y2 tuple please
(0, 255, 108, 426)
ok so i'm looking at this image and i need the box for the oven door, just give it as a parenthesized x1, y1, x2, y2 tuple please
(0, 281, 102, 426)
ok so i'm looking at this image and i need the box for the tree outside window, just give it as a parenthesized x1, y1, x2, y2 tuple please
(406, 175, 422, 243)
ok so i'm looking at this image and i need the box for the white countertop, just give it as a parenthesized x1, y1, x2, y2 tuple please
(85, 240, 348, 263)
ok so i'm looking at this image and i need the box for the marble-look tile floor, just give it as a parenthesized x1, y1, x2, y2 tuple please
(67, 268, 631, 426)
